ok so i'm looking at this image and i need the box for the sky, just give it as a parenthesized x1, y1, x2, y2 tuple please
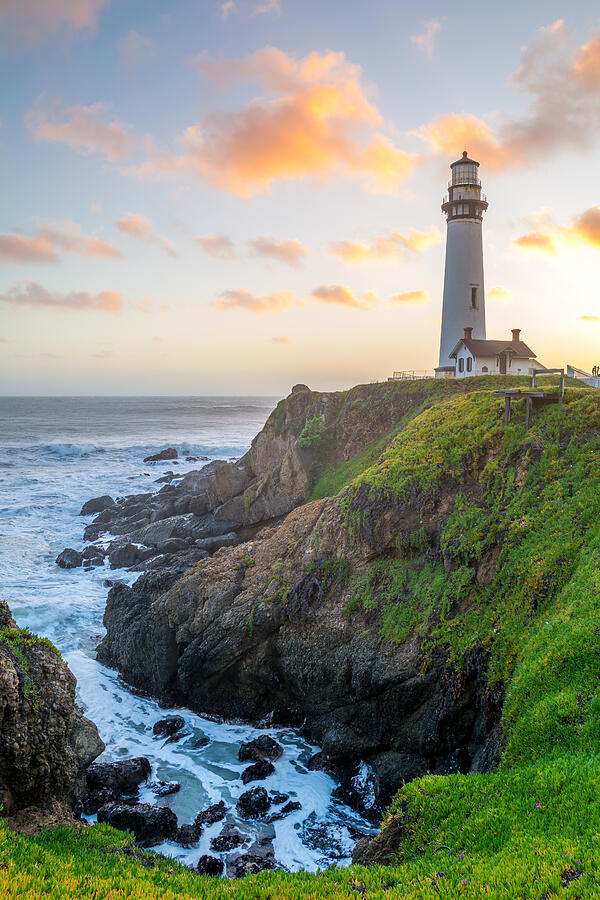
(1, 0, 600, 395)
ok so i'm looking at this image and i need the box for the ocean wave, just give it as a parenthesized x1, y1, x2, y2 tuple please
(12, 443, 108, 459)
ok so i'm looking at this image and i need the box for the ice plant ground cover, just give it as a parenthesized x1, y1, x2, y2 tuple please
(3, 378, 600, 897)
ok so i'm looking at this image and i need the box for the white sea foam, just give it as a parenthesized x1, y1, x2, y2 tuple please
(0, 396, 374, 872)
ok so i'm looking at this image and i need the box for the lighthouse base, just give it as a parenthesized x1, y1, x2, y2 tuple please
(434, 365, 456, 380)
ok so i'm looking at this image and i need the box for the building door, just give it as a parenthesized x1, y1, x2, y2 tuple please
(499, 354, 507, 374)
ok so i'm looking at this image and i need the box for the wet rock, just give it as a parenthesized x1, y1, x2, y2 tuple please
(80, 495, 116, 516)
(236, 787, 271, 819)
(266, 800, 302, 823)
(194, 800, 227, 827)
(108, 543, 149, 569)
(174, 823, 201, 847)
(194, 533, 238, 553)
(86, 757, 151, 795)
(81, 785, 118, 815)
(81, 545, 107, 568)
(97, 801, 177, 847)
(226, 838, 276, 878)
(152, 716, 185, 738)
(269, 792, 289, 805)
(238, 736, 283, 764)
(149, 780, 181, 797)
(155, 538, 188, 554)
(197, 855, 224, 876)
(306, 752, 327, 772)
(241, 760, 275, 784)
(192, 735, 210, 749)
(301, 819, 363, 861)
(165, 731, 188, 744)
(55, 548, 83, 569)
(144, 448, 178, 463)
(210, 823, 245, 852)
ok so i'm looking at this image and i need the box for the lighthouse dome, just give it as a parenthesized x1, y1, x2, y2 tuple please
(450, 150, 480, 185)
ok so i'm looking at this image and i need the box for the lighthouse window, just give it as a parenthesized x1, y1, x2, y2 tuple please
(471, 287, 477, 308)
(458, 357, 464, 372)
(466, 357, 473, 372)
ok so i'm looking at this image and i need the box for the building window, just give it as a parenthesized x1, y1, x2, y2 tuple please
(482, 366, 488, 373)
(471, 287, 477, 308)
(466, 357, 472, 372)
(458, 357, 464, 373)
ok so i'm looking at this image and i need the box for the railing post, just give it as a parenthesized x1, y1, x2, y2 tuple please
(504, 396, 511, 426)
(525, 396, 532, 430)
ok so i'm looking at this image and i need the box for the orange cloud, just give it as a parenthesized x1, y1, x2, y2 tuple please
(38, 221, 122, 258)
(410, 19, 442, 58)
(249, 237, 308, 267)
(271, 335, 291, 343)
(0, 0, 110, 46)
(0, 282, 123, 314)
(571, 207, 600, 246)
(143, 47, 418, 196)
(26, 100, 132, 161)
(513, 231, 558, 254)
(194, 234, 236, 258)
(329, 226, 441, 263)
(211, 289, 294, 313)
(513, 205, 600, 254)
(116, 214, 176, 257)
(387, 290, 429, 305)
(0, 234, 58, 263)
(416, 21, 600, 171)
(312, 284, 375, 310)
(488, 286, 512, 302)
(580, 315, 600, 322)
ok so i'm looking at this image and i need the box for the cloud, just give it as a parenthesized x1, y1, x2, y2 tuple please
(513, 205, 600, 254)
(328, 226, 441, 263)
(252, 0, 280, 15)
(26, 100, 133, 161)
(40, 352, 62, 359)
(221, 1, 236, 21)
(211, 289, 294, 313)
(488, 285, 512, 302)
(0, 234, 58, 263)
(91, 349, 117, 358)
(0, 282, 123, 314)
(0, 222, 121, 263)
(416, 20, 600, 170)
(0, 0, 110, 47)
(249, 236, 309, 266)
(271, 335, 291, 343)
(118, 30, 155, 66)
(194, 234, 236, 258)
(138, 47, 417, 195)
(410, 19, 441, 58)
(115, 214, 176, 257)
(387, 290, 430, 305)
(580, 315, 600, 322)
(312, 284, 376, 309)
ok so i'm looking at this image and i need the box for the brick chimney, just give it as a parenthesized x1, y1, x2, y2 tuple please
(464, 326, 473, 340)
(511, 328, 521, 343)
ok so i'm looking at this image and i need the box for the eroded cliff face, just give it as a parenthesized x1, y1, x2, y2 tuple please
(0, 603, 104, 831)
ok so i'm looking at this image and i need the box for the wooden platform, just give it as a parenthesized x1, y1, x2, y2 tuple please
(495, 369, 565, 429)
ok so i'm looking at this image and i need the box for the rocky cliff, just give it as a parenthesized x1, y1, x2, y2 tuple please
(0, 603, 104, 831)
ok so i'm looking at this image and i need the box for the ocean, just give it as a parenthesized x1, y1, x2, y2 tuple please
(0, 396, 372, 871)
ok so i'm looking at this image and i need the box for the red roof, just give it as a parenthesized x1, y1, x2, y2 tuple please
(450, 338, 536, 359)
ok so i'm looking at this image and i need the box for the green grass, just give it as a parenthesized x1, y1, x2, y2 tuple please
(4, 378, 600, 897)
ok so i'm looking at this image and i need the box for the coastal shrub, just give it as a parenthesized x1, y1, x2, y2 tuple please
(297, 417, 326, 449)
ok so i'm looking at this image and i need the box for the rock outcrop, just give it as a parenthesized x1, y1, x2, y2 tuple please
(0, 603, 104, 829)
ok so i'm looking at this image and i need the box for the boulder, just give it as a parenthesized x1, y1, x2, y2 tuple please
(194, 533, 238, 553)
(236, 787, 271, 819)
(82, 785, 118, 815)
(144, 448, 178, 463)
(226, 839, 276, 878)
(197, 855, 224, 876)
(97, 802, 177, 847)
(108, 543, 145, 569)
(80, 495, 116, 516)
(210, 823, 245, 852)
(238, 736, 283, 764)
(241, 760, 275, 784)
(192, 735, 210, 749)
(174, 823, 201, 847)
(194, 800, 227, 828)
(269, 792, 289, 805)
(266, 800, 302, 823)
(213, 464, 250, 505)
(149, 780, 180, 797)
(291, 383, 310, 393)
(86, 757, 151, 795)
(56, 548, 83, 569)
(153, 716, 184, 738)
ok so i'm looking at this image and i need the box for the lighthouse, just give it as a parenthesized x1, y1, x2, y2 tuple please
(435, 151, 488, 377)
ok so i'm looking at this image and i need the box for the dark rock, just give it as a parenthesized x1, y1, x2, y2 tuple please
(238, 736, 283, 764)
(97, 801, 177, 847)
(86, 757, 151, 794)
(194, 532, 238, 553)
(81, 545, 107, 568)
(301, 820, 362, 861)
(165, 731, 188, 744)
(226, 839, 276, 878)
(174, 823, 201, 847)
(56, 548, 83, 569)
(269, 792, 289, 805)
(210, 823, 245, 852)
(236, 787, 271, 819)
(192, 735, 210, 749)
(306, 752, 327, 772)
(80, 495, 116, 516)
(266, 799, 301, 823)
(144, 448, 178, 463)
(155, 538, 188, 554)
(194, 800, 227, 828)
(291, 383, 310, 393)
(81, 785, 118, 815)
(155, 473, 174, 484)
(149, 780, 181, 797)
(241, 760, 275, 784)
(352, 812, 406, 866)
(153, 716, 185, 738)
(197, 855, 224, 876)
(108, 543, 146, 569)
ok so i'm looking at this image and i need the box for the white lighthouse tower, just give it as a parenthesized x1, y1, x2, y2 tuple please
(435, 151, 488, 377)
